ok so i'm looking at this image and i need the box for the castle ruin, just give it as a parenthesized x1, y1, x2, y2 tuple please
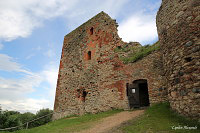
(53, 0, 200, 120)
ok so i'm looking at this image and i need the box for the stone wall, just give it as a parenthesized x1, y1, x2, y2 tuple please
(53, 11, 168, 120)
(156, 0, 200, 119)
(123, 50, 168, 104)
(53, 12, 128, 120)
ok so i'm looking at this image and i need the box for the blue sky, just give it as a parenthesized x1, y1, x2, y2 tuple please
(0, 0, 161, 113)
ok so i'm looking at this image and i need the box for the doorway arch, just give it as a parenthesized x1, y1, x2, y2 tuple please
(127, 79, 150, 108)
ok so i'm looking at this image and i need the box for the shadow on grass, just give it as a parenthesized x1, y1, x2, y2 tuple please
(120, 102, 200, 133)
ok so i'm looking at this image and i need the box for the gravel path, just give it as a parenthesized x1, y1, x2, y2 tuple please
(79, 110, 144, 133)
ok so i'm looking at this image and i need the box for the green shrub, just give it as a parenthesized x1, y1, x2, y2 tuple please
(19, 112, 35, 124)
(0, 111, 21, 130)
(19, 112, 35, 129)
(0, 108, 53, 132)
(31, 109, 53, 127)
(4, 114, 22, 131)
(0, 111, 7, 129)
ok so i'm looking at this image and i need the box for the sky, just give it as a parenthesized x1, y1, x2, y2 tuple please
(0, 0, 161, 113)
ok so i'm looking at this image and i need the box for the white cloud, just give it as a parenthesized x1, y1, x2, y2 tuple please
(0, 54, 33, 74)
(0, 75, 42, 100)
(62, 0, 129, 31)
(39, 62, 58, 100)
(0, 99, 50, 113)
(0, 54, 58, 113)
(0, 0, 129, 41)
(42, 67, 57, 93)
(0, 9, 39, 41)
(118, 12, 158, 44)
(0, 65, 57, 113)
(0, 54, 23, 71)
(0, 0, 78, 41)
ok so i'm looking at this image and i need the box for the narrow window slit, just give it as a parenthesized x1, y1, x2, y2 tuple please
(82, 91, 87, 102)
(88, 51, 91, 60)
(90, 27, 94, 35)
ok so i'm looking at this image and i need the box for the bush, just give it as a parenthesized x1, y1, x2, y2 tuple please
(19, 112, 35, 124)
(0, 111, 21, 130)
(31, 108, 53, 127)
(19, 112, 35, 129)
(0, 108, 53, 132)
(0, 111, 7, 129)
(4, 114, 22, 131)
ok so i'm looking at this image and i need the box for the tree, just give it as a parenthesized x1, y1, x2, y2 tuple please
(4, 114, 22, 131)
(0, 110, 21, 130)
(31, 108, 53, 127)
(0, 108, 53, 131)
(0, 110, 7, 129)
(19, 112, 35, 129)
(19, 112, 35, 124)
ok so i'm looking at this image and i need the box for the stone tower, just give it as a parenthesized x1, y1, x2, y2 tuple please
(53, 12, 129, 119)
(156, 0, 200, 118)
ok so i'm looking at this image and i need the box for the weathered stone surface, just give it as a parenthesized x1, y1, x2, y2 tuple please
(157, 0, 200, 119)
(185, 41, 193, 47)
(52, 12, 167, 120)
(53, 0, 200, 120)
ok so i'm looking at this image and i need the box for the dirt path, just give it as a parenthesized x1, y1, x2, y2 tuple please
(79, 110, 144, 133)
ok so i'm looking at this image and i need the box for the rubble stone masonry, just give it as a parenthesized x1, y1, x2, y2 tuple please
(53, 12, 168, 120)
(157, 0, 200, 118)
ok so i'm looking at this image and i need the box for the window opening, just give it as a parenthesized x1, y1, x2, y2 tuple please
(82, 90, 87, 102)
(90, 27, 94, 35)
(88, 51, 91, 60)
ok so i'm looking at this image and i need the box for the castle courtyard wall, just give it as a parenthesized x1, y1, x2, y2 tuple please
(157, 0, 200, 118)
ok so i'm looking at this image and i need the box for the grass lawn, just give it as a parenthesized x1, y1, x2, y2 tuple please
(121, 102, 200, 133)
(1, 109, 122, 133)
(1, 103, 199, 133)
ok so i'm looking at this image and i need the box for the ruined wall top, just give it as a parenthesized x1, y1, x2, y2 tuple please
(63, 11, 119, 45)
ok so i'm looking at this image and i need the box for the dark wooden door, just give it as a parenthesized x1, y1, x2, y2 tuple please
(127, 83, 140, 108)
(139, 82, 150, 106)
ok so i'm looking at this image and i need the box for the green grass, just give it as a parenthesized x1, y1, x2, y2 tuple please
(1, 109, 122, 133)
(122, 42, 160, 64)
(121, 102, 200, 133)
(2, 103, 199, 133)
(114, 41, 160, 64)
